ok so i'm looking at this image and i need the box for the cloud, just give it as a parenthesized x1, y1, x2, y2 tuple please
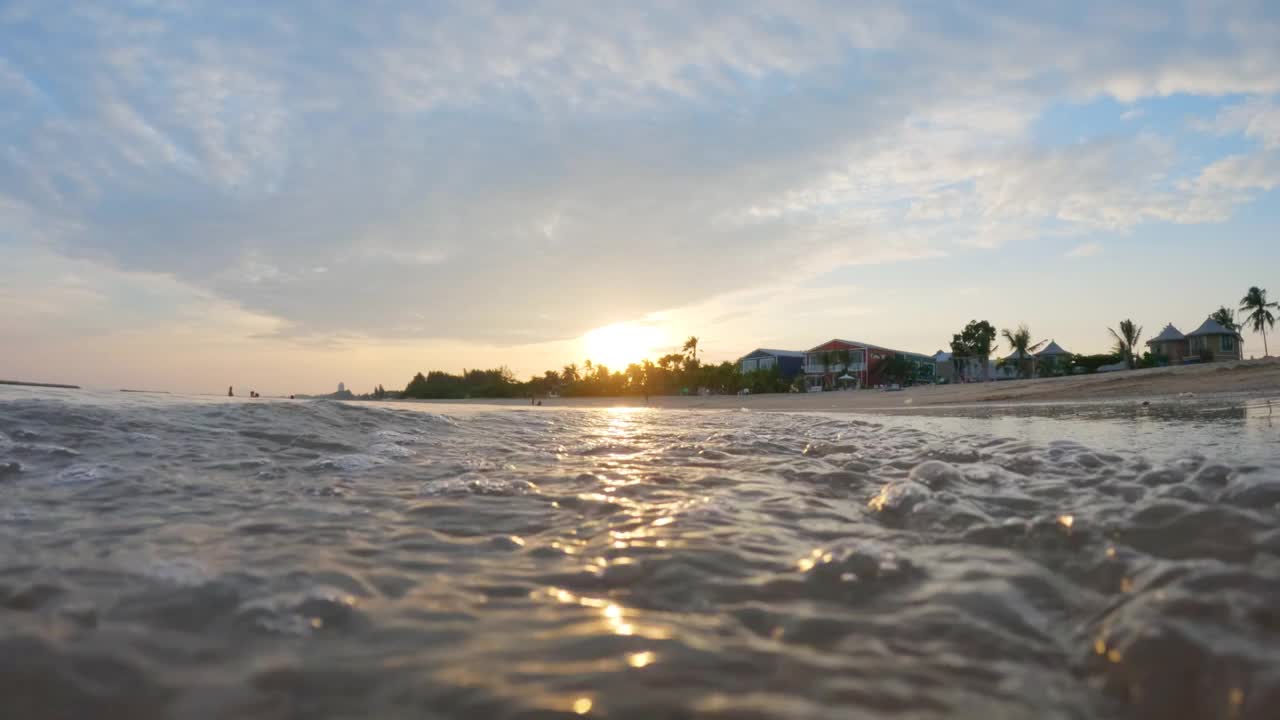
(1065, 242, 1102, 258)
(3, 0, 1280, 350)
(1198, 95, 1280, 149)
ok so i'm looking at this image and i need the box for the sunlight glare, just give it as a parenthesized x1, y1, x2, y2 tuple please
(580, 322, 664, 371)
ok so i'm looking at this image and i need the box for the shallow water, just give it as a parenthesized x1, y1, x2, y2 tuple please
(2, 388, 1279, 719)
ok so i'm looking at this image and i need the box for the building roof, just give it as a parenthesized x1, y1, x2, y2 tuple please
(932, 350, 952, 362)
(1034, 340, 1071, 357)
(740, 348, 805, 359)
(1146, 323, 1186, 344)
(1003, 350, 1033, 362)
(805, 338, 930, 360)
(1187, 317, 1241, 337)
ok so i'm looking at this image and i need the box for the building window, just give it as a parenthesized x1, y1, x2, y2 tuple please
(1221, 335, 1234, 352)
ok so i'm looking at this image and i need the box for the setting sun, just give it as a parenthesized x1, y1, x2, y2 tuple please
(580, 322, 665, 370)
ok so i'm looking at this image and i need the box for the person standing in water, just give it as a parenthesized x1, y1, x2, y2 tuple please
(228, 386, 234, 397)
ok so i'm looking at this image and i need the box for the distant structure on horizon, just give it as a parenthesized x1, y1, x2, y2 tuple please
(338, 382, 345, 393)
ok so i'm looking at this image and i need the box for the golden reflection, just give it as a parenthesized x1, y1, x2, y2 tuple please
(627, 651, 655, 668)
(652, 516, 674, 527)
(1057, 514, 1074, 529)
(572, 697, 593, 715)
(537, 587, 670, 639)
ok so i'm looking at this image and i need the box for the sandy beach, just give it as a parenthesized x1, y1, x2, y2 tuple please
(397, 357, 1280, 412)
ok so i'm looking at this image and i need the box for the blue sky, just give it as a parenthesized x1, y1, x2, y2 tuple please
(1, 0, 1278, 393)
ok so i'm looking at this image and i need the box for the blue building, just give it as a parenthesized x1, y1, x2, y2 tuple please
(737, 348, 805, 378)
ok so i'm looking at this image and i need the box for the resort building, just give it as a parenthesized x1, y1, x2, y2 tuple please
(1186, 317, 1243, 362)
(1033, 340, 1073, 376)
(997, 350, 1033, 380)
(931, 351, 994, 383)
(737, 349, 805, 379)
(1145, 324, 1187, 364)
(803, 339, 932, 390)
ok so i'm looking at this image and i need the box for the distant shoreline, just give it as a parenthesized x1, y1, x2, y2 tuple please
(389, 357, 1280, 413)
(0, 379, 80, 390)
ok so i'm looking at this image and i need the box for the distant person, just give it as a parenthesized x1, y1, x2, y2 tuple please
(228, 386, 234, 397)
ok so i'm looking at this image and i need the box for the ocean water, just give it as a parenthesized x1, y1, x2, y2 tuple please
(2, 388, 1279, 720)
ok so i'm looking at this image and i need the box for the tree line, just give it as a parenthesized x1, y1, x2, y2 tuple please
(396, 336, 780, 400)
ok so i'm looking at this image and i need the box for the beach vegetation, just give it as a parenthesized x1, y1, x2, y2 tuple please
(950, 320, 998, 382)
(1000, 324, 1045, 379)
(1239, 286, 1276, 357)
(1108, 319, 1144, 369)
(1210, 306, 1240, 332)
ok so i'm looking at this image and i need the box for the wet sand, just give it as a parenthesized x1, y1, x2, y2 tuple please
(402, 357, 1280, 412)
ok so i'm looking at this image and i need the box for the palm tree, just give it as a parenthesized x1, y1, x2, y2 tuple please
(1001, 324, 1046, 379)
(832, 348, 851, 387)
(1240, 286, 1277, 357)
(683, 336, 699, 362)
(1210, 306, 1240, 333)
(1108, 319, 1144, 369)
(562, 363, 580, 384)
(820, 350, 833, 390)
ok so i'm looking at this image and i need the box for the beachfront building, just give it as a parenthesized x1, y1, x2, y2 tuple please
(1145, 324, 1187, 365)
(932, 351, 956, 383)
(931, 351, 993, 383)
(1186, 317, 1243, 362)
(737, 349, 805, 379)
(1034, 340, 1073, 377)
(803, 339, 933, 390)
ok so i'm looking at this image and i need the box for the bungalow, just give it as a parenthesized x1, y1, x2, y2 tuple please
(804, 339, 932, 390)
(1145, 324, 1187, 364)
(996, 350, 1032, 380)
(1186, 317, 1243, 362)
(737, 348, 805, 378)
(1034, 340, 1073, 376)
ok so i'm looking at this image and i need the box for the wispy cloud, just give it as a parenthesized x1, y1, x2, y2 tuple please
(1065, 242, 1102, 258)
(2, 0, 1279, 356)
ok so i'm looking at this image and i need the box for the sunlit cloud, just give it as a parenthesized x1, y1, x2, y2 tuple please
(3, 0, 1280, 390)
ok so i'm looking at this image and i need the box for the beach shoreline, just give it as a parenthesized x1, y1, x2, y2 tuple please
(389, 357, 1280, 413)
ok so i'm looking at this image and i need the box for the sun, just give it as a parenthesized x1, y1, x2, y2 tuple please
(581, 322, 663, 371)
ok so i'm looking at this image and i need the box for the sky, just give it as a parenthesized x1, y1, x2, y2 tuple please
(1, 0, 1279, 395)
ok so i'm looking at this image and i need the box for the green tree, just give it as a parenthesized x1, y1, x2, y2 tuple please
(1108, 319, 1143, 370)
(952, 320, 998, 381)
(1240, 286, 1277, 357)
(1210, 306, 1240, 332)
(1001, 324, 1046, 379)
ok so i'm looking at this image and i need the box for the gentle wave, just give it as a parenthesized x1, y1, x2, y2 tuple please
(1, 389, 1278, 719)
